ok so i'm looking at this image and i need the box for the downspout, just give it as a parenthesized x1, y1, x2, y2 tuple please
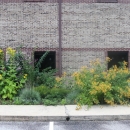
(58, 0, 62, 77)
(128, 50, 130, 70)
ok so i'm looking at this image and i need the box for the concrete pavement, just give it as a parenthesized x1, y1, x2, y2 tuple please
(0, 105, 130, 121)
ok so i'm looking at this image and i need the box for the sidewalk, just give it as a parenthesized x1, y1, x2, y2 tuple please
(0, 105, 130, 121)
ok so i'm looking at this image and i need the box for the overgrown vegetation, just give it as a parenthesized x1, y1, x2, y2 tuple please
(0, 47, 130, 109)
(72, 58, 130, 109)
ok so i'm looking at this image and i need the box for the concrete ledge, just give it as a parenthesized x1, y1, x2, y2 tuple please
(0, 116, 68, 122)
(68, 115, 130, 121)
(0, 105, 130, 121)
(1, 115, 130, 121)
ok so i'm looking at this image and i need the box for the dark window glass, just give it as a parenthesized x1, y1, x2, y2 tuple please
(34, 51, 56, 71)
(108, 51, 128, 69)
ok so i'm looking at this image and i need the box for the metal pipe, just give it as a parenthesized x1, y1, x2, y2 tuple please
(58, 0, 62, 77)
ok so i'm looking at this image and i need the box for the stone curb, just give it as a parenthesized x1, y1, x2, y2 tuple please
(0, 105, 130, 121)
(1, 115, 130, 122)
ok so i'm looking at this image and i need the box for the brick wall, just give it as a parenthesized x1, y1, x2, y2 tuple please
(62, 3, 130, 48)
(0, 2, 130, 72)
(62, 50, 105, 72)
(0, 3, 58, 48)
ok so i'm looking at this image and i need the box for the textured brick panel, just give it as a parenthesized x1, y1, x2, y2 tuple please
(0, 0, 58, 3)
(0, 3, 59, 48)
(1, 2, 130, 72)
(118, 0, 130, 3)
(62, 3, 130, 48)
(62, 50, 105, 72)
(0, 0, 22, 3)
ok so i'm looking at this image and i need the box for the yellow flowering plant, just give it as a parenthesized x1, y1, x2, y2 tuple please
(55, 72, 74, 89)
(72, 58, 130, 109)
(0, 48, 27, 100)
(0, 49, 4, 65)
(6, 47, 16, 58)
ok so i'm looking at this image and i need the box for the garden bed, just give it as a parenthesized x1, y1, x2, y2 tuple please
(0, 48, 130, 109)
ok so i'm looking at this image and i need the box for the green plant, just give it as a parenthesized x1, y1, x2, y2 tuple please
(49, 87, 69, 99)
(0, 49, 4, 65)
(35, 85, 50, 98)
(0, 99, 13, 105)
(55, 72, 74, 89)
(0, 48, 27, 100)
(14, 49, 56, 88)
(35, 68, 56, 88)
(72, 59, 130, 109)
(60, 99, 67, 105)
(41, 87, 69, 105)
(19, 88, 41, 105)
(66, 88, 80, 104)
(42, 99, 60, 106)
(13, 97, 22, 105)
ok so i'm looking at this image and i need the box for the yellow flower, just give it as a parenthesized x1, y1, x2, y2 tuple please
(90, 69, 95, 73)
(106, 57, 111, 62)
(123, 61, 127, 66)
(76, 104, 81, 110)
(55, 77, 62, 82)
(80, 66, 87, 70)
(0, 74, 2, 80)
(6, 47, 16, 57)
(72, 72, 79, 78)
(113, 65, 118, 72)
(127, 78, 130, 83)
(23, 74, 27, 79)
(95, 58, 100, 65)
(62, 72, 67, 77)
(94, 75, 99, 78)
(0, 49, 3, 53)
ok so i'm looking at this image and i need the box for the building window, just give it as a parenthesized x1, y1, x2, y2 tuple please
(24, 0, 46, 2)
(108, 51, 128, 69)
(34, 51, 56, 71)
(97, 0, 118, 3)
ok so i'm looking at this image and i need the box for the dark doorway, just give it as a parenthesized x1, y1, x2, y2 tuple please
(34, 51, 56, 71)
(108, 51, 128, 69)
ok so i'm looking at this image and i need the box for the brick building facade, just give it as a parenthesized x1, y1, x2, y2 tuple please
(0, 0, 130, 74)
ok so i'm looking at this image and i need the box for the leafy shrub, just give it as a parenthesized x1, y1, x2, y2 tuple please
(13, 97, 22, 105)
(19, 88, 41, 105)
(0, 49, 4, 65)
(42, 87, 70, 105)
(0, 99, 13, 105)
(14, 49, 56, 88)
(42, 99, 61, 106)
(55, 72, 74, 89)
(35, 83, 70, 105)
(35, 85, 50, 98)
(66, 88, 80, 104)
(0, 48, 27, 100)
(35, 68, 56, 88)
(72, 58, 130, 108)
(50, 87, 69, 98)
